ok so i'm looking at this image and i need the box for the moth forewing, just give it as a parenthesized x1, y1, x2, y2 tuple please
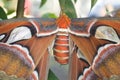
(0, 19, 57, 79)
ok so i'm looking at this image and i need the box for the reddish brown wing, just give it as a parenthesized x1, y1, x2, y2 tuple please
(69, 18, 120, 79)
(0, 18, 57, 79)
(68, 47, 89, 80)
(36, 50, 50, 80)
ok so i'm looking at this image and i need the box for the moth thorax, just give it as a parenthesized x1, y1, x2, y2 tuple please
(56, 13, 71, 28)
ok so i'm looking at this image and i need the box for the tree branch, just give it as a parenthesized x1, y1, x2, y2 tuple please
(16, 0, 25, 18)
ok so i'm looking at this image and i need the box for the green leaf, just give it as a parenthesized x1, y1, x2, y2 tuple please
(0, 7, 7, 20)
(74, 0, 77, 3)
(7, 10, 15, 15)
(91, 0, 97, 9)
(40, 0, 47, 7)
(59, 0, 77, 18)
(48, 69, 59, 80)
(41, 13, 57, 18)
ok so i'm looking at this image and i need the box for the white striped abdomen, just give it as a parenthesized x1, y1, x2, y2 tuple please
(53, 31, 69, 64)
(54, 13, 71, 64)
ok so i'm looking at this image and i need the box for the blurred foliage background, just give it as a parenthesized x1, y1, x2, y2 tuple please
(0, 0, 120, 80)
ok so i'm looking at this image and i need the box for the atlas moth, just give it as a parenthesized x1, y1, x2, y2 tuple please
(0, 6, 120, 80)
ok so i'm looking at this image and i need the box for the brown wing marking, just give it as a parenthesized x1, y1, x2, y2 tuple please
(16, 34, 56, 67)
(70, 34, 111, 65)
(36, 50, 50, 80)
(68, 48, 89, 80)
